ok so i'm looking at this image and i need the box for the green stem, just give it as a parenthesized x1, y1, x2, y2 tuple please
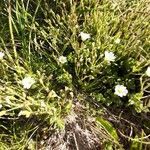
(8, 0, 17, 58)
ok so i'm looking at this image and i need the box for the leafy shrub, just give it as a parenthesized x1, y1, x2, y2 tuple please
(0, 0, 150, 149)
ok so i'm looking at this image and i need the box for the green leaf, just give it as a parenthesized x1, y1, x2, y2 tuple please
(104, 142, 114, 150)
(56, 118, 65, 129)
(130, 135, 142, 150)
(65, 100, 72, 113)
(96, 117, 119, 141)
(129, 93, 144, 113)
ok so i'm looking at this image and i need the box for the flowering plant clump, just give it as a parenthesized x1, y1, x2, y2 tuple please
(0, 0, 149, 149)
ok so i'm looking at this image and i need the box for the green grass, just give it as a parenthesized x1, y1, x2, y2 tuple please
(0, 0, 150, 149)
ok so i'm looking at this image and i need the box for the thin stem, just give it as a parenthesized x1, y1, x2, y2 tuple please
(8, 0, 17, 58)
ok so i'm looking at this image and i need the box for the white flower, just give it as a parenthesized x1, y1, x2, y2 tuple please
(104, 51, 116, 62)
(114, 38, 121, 44)
(48, 90, 58, 98)
(5, 96, 11, 105)
(112, 3, 117, 9)
(40, 101, 46, 107)
(79, 32, 91, 41)
(58, 56, 67, 64)
(18, 110, 31, 118)
(27, 139, 35, 150)
(114, 85, 128, 97)
(69, 92, 74, 98)
(21, 76, 35, 89)
(145, 66, 150, 77)
(0, 104, 2, 109)
(0, 52, 4, 59)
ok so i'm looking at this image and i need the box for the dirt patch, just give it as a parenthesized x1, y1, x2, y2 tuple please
(39, 103, 102, 150)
